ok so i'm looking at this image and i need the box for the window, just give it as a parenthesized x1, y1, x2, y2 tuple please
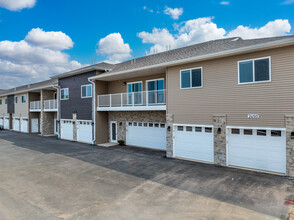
(147, 79, 165, 104)
(231, 129, 240, 134)
(180, 67, 202, 89)
(271, 130, 281, 137)
(0, 99, 2, 105)
(81, 84, 92, 98)
(195, 127, 202, 132)
(5, 98, 7, 104)
(127, 81, 142, 105)
(186, 126, 192, 131)
(257, 130, 267, 136)
(239, 57, 270, 84)
(205, 127, 212, 133)
(177, 126, 184, 131)
(244, 129, 253, 135)
(60, 88, 69, 100)
(22, 95, 26, 103)
(14, 97, 18, 104)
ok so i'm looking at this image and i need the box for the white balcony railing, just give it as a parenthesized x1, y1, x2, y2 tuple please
(30, 101, 41, 111)
(44, 99, 57, 111)
(97, 90, 166, 111)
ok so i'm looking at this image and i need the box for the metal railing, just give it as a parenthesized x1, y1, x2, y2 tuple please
(44, 99, 57, 110)
(30, 101, 41, 110)
(98, 90, 166, 108)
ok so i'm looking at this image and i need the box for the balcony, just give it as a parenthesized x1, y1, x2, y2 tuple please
(30, 101, 41, 112)
(97, 90, 166, 111)
(44, 99, 57, 112)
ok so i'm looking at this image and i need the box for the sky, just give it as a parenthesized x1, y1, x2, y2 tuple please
(0, 0, 293, 88)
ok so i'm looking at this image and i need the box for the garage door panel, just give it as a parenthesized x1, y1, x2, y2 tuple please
(61, 120, 74, 141)
(4, 117, 9, 129)
(77, 121, 92, 144)
(21, 118, 28, 133)
(126, 122, 166, 150)
(13, 118, 20, 131)
(174, 125, 214, 163)
(228, 127, 286, 174)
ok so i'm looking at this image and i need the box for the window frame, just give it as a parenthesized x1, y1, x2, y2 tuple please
(81, 84, 92, 99)
(180, 67, 203, 90)
(60, 88, 69, 100)
(21, 95, 26, 103)
(0, 99, 2, 105)
(127, 81, 143, 105)
(238, 56, 271, 85)
(14, 96, 18, 104)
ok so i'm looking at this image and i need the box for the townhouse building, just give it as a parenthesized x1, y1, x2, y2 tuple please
(52, 62, 114, 144)
(0, 79, 58, 135)
(90, 35, 294, 176)
(1, 35, 294, 177)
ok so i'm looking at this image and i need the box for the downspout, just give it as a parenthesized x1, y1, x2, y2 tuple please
(52, 84, 61, 139)
(88, 78, 96, 145)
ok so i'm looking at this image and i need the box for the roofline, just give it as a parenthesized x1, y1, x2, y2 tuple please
(0, 83, 57, 97)
(89, 37, 294, 81)
(51, 65, 111, 79)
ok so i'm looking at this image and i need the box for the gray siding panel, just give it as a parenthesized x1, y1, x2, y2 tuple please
(7, 95, 14, 114)
(59, 71, 95, 120)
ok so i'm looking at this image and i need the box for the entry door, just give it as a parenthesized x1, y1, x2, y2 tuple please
(54, 119, 59, 135)
(31, 118, 39, 133)
(111, 121, 117, 143)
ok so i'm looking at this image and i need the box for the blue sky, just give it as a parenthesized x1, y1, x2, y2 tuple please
(0, 0, 293, 88)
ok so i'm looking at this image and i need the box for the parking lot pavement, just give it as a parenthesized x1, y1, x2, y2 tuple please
(0, 130, 293, 220)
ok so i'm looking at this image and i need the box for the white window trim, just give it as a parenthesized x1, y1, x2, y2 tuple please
(145, 78, 165, 91)
(238, 56, 271, 85)
(81, 84, 92, 99)
(21, 95, 26, 103)
(127, 81, 143, 105)
(126, 81, 143, 93)
(60, 88, 69, 100)
(180, 67, 203, 90)
(14, 96, 18, 104)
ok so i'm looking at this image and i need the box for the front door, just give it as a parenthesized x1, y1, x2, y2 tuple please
(111, 121, 117, 143)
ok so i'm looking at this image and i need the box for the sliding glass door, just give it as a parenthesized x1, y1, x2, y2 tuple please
(147, 79, 165, 105)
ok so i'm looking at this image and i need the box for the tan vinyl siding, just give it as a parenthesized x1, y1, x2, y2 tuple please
(0, 96, 8, 116)
(167, 45, 294, 128)
(107, 73, 166, 94)
(13, 92, 29, 118)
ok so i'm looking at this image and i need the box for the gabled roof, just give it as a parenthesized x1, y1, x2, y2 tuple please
(90, 35, 294, 81)
(51, 62, 115, 79)
(0, 78, 58, 97)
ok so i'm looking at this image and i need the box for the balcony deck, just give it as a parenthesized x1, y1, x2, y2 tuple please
(97, 90, 166, 111)
(44, 99, 57, 112)
(30, 101, 41, 112)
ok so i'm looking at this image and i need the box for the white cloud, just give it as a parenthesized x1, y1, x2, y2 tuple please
(164, 7, 183, 20)
(143, 6, 154, 13)
(97, 33, 132, 63)
(282, 0, 294, 4)
(0, 0, 36, 11)
(138, 18, 291, 54)
(25, 28, 74, 50)
(220, 1, 230, 5)
(0, 28, 83, 88)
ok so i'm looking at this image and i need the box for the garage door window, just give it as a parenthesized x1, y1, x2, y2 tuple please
(257, 130, 267, 136)
(271, 130, 281, 137)
(244, 129, 253, 135)
(178, 126, 184, 131)
(186, 126, 192, 132)
(195, 127, 202, 132)
(205, 127, 212, 133)
(231, 129, 240, 134)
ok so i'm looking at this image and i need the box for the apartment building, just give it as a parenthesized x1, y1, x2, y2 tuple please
(0, 79, 58, 135)
(90, 35, 294, 176)
(52, 62, 114, 144)
(1, 35, 294, 177)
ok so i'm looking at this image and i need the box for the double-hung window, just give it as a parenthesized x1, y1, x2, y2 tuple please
(5, 99, 7, 104)
(238, 57, 271, 84)
(146, 79, 165, 104)
(22, 95, 26, 103)
(127, 82, 142, 105)
(81, 84, 92, 98)
(0, 99, 2, 105)
(180, 67, 203, 89)
(14, 97, 18, 104)
(60, 88, 69, 100)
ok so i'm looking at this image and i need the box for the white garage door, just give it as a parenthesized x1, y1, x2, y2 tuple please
(174, 125, 214, 163)
(21, 118, 28, 133)
(126, 122, 166, 150)
(13, 118, 20, 131)
(31, 118, 39, 133)
(61, 120, 74, 141)
(0, 117, 3, 126)
(227, 127, 286, 174)
(77, 120, 92, 144)
(4, 117, 9, 129)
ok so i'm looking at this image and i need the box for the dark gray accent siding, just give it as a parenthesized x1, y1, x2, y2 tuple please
(7, 95, 14, 114)
(59, 71, 96, 120)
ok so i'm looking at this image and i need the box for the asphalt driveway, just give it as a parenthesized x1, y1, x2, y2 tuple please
(0, 130, 293, 220)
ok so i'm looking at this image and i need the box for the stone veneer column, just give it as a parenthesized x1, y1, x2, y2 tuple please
(285, 115, 294, 177)
(166, 114, 174, 158)
(73, 113, 77, 141)
(213, 114, 227, 166)
(41, 90, 55, 136)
